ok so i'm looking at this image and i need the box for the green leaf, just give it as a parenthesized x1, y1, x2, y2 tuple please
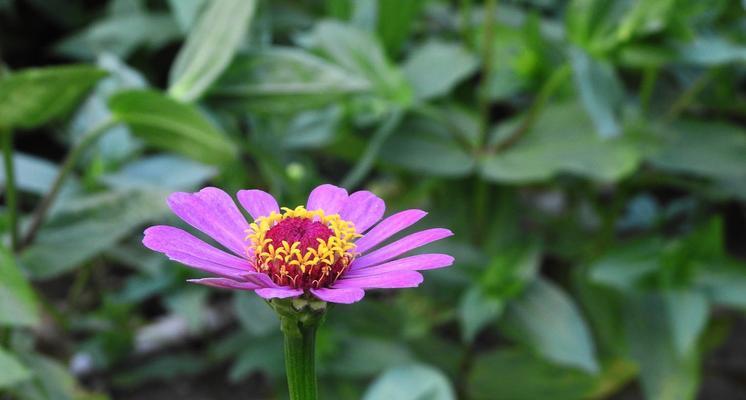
(164, 287, 209, 332)
(363, 364, 455, 400)
(569, 47, 624, 138)
(480, 102, 641, 183)
(326, 337, 415, 378)
(677, 35, 746, 65)
(380, 114, 476, 177)
(375, 0, 425, 56)
(0, 65, 106, 130)
(502, 278, 599, 373)
(0, 153, 71, 196)
(589, 239, 662, 291)
(403, 41, 478, 101)
(308, 20, 412, 106)
(0, 246, 40, 328)
(229, 335, 285, 381)
(100, 155, 216, 191)
(696, 260, 746, 309)
(459, 286, 504, 343)
(167, 0, 207, 32)
(209, 48, 370, 114)
(0, 347, 31, 388)
(664, 291, 708, 357)
(233, 292, 278, 337)
(10, 352, 95, 400)
(649, 120, 746, 181)
(109, 89, 237, 165)
(56, 13, 180, 60)
(112, 353, 208, 387)
(20, 189, 170, 280)
(624, 292, 700, 400)
(168, 0, 257, 102)
(469, 348, 597, 400)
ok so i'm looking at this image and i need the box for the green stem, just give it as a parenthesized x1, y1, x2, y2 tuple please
(490, 63, 571, 153)
(21, 119, 117, 249)
(340, 108, 403, 189)
(478, 0, 497, 146)
(664, 69, 713, 122)
(280, 316, 318, 400)
(639, 66, 658, 115)
(1, 129, 18, 250)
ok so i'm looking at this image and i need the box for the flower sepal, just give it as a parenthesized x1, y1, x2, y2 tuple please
(270, 296, 327, 334)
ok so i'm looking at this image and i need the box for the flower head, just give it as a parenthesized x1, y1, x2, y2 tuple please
(143, 184, 454, 304)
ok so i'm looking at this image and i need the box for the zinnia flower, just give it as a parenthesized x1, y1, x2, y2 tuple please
(143, 184, 454, 304)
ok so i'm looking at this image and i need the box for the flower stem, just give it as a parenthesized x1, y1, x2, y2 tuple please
(340, 108, 403, 190)
(21, 119, 117, 249)
(1, 129, 18, 250)
(281, 316, 318, 400)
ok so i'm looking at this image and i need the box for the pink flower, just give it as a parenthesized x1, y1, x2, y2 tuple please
(143, 184, 454, 304)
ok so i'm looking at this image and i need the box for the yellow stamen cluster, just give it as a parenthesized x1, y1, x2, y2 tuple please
(245, 206, 360, 288)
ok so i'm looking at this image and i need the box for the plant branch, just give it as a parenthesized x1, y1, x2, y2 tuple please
(340, 108, 403, 190)
(478, 0, 497, 146)
(20, 119, 118, 249)
(1, 129, 18, 251)
(664, 69, 713, 122)
(489, 63, 571, 153)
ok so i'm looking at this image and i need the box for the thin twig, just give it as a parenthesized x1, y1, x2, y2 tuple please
(1, 129, 18, 250)
(478, 0, 497, 146)
(340, 109, 403, 190)
(490, 64, 571, 153)
(21, 119, 118, 249)
(664, 69, 713, 122)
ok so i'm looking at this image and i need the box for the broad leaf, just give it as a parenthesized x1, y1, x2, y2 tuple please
(375, 0, 425, 55)
(307, 20, 412, 106)
(0, 65, 106, 130)
(570, 47, 623, 138)
(109, 89, 237, 165)
(233, 292, 277, 337)
(649, 120, 746, 181)
(403, 41, 478, 101)
(100, 155, 216, 191)
(624, 293, 700, 400)
(210, 48, 369, 113)
(459, 286, 504, 343)
(380, 114, 476, 177)
(0, 247, 40, 327)
(169, 0, 257, 101)
(0, 347, 31, 388)
(56, 13, 180, 60)
(502, 278, 599, 373)
(481, 102, 641, 183)
(363, 364, 455, 400)
(20, 189, 170, 280)
(469, 348, 597, 400)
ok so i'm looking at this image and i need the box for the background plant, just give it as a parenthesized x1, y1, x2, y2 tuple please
(1, 0, 746, 399)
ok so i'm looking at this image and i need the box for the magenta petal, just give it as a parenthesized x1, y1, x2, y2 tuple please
(237, 189, 280, 221)
(307, 184, 348, 214)
(143, 225, 251, 280)
(188, 277, 263, 290)
(354, 209, 427, 254)
(168, 187, 249, 256)
(346, 253, 454, 277)
(255, 287, 304, 299)
(334, 271, 424, 289)
(310, 287, 365, 304)
(351, 228, 453, 269)
(340, 191, 385, 233)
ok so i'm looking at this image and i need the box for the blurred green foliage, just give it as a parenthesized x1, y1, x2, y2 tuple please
(1, 0, 746, 399)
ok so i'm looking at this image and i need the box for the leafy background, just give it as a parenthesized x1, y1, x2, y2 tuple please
(1, 0, 746, 399)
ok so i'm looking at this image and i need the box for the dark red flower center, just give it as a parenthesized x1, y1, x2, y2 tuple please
(254, 216, 354, 289)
